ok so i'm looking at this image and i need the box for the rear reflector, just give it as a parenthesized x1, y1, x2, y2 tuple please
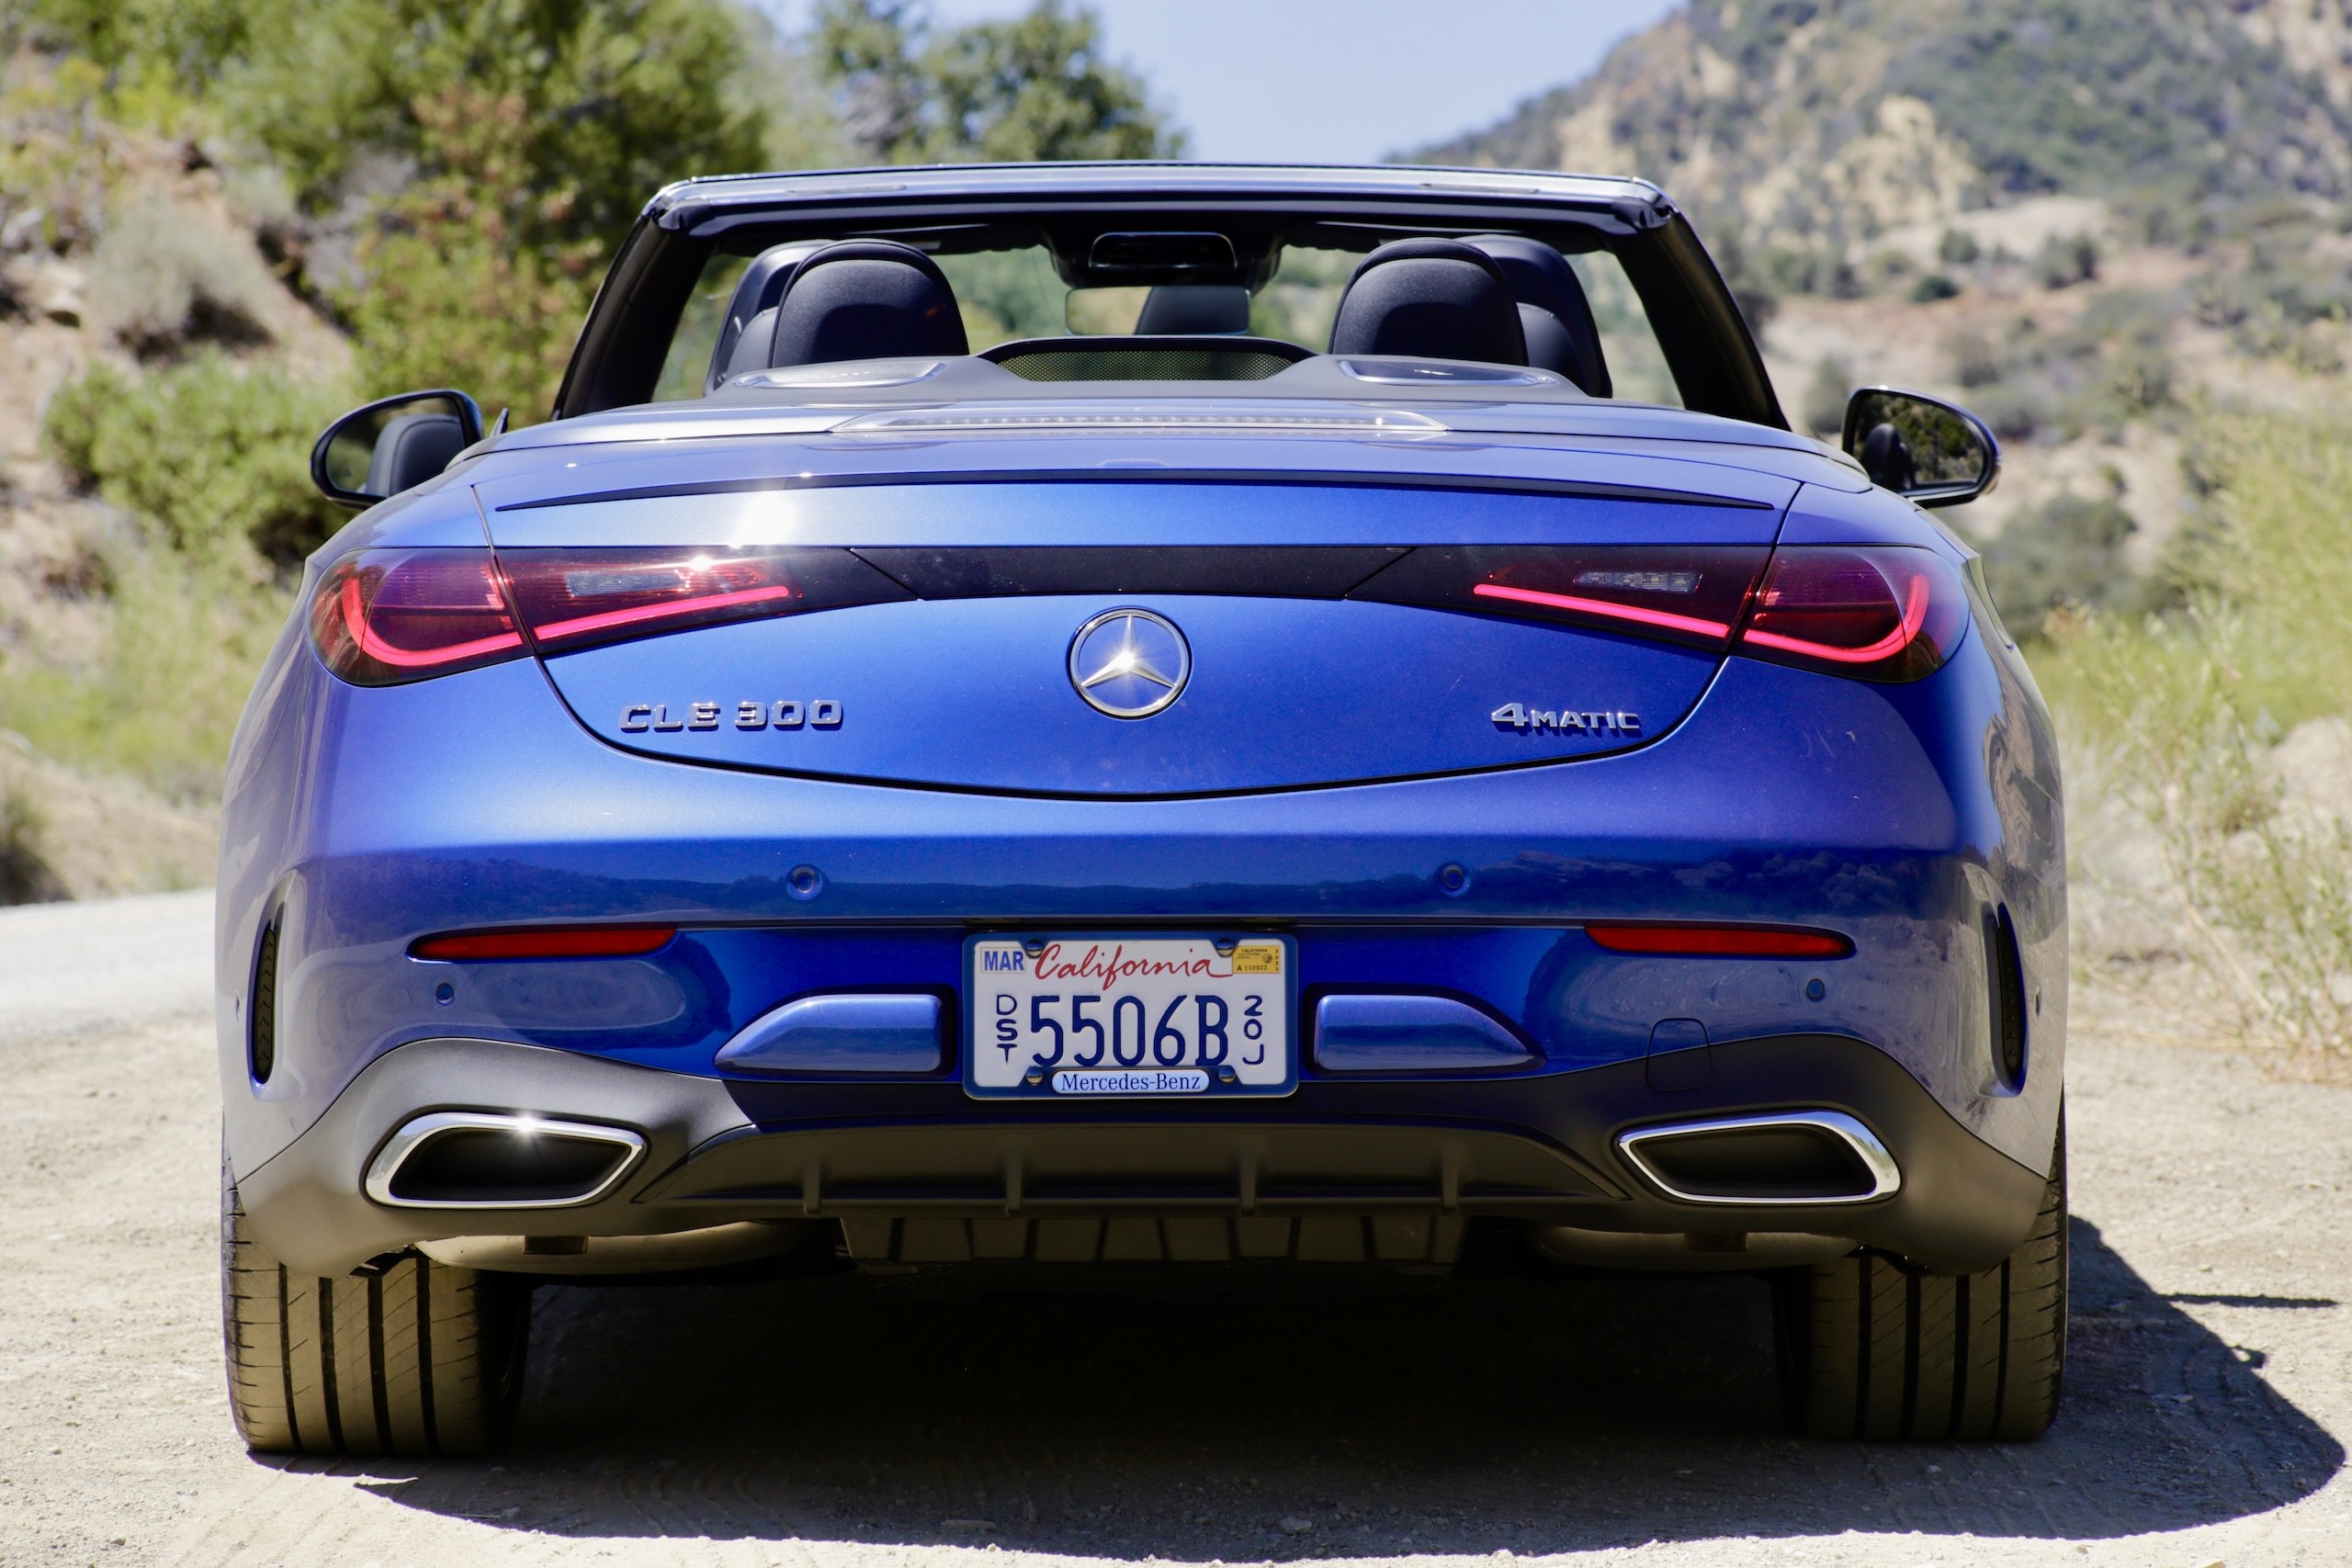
(1585, 924, 1853, 958)
(410, 927, 676, 961)
(311, 547, 910, 686)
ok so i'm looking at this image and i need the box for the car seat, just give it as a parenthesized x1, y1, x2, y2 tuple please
(1134, 285, 1251, 334)
(363, 412, 467, 496)
(704, 241, 829, 391)
(1326, 238, 1527, 366)
(763, 240, 968, 369)
(1463, 235, 1612, 396)
(707, 240, 968, 388)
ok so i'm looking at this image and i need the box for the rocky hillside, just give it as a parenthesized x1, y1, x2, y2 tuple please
(1420, 0, 2352, 258)
(1418, 0, 2352, 639)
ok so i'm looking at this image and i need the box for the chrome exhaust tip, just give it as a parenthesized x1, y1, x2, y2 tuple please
(364, 1111, 646, 1210)
(1615, 1111, 1900, 1205)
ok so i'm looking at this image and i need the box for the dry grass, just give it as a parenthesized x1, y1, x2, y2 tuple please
(2042, 410, 2352, 1077)
(0, 543, 289, 808)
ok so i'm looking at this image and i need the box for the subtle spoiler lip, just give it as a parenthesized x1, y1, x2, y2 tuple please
(475, 398, 1835, 460)
(488, 467, 1782, 514)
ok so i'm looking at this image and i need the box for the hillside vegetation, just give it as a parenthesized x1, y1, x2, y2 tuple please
(4, 0, 2349, 1073)
(0, 0, 1172, 894)
(1425, 0, 2352, 1073)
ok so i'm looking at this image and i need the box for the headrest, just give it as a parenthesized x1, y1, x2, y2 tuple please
(363, 412, 465, 496)
(1327, 239, 1528, 366)
(1134, 285, 1251, 334)
(764, 240, 968, 370)
(1463, 235, 1612, 397)
(706, 242, 829, 392)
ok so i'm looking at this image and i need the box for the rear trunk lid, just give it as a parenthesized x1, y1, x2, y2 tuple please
(477, 436, 1797, 797)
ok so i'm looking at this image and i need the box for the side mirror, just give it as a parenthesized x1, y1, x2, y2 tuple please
(1841, 387, 1999, 508)
(310, 390, 485, 510)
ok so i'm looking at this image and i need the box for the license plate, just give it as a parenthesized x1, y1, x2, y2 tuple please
(963, 933, 1296, 1099)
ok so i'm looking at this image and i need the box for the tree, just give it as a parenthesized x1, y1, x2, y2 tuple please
(217, 0, 770, 417)
(815, 0, 1180, 164)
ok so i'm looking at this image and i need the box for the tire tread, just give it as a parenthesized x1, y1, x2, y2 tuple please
(1776, 1117, 2066, 1442)
(220, 1154, 526, 1455)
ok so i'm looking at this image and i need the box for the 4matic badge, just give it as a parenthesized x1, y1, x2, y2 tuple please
(1490, 704, 1641, 735)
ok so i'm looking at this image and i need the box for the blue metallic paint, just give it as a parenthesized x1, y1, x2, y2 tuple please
(546, 594, 1718, 794)
(1312, 993, 1537, 1072)
(475, 469, 1796, 549)
(715, 992, 944, 1074)
(220, 541, 2062, 1195)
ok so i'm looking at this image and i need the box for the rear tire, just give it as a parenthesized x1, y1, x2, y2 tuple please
(221, 1155, 529, 1455)
(1772, 1115, 2066, 1440)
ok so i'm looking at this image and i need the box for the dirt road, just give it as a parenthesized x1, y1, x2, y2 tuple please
(3, 892, 2347, 1566)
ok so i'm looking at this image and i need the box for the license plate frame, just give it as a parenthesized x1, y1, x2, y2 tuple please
(962, 932, 1297, 1100)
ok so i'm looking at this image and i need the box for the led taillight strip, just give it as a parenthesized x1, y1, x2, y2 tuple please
(1585, 923, 1853, 958)
(528, 583, 801, 644)
(341, 578, 525, 670)
(1741, 573, 1931, 664)
(1470, 581, 1736, 641)
(410, 927, 677, 961)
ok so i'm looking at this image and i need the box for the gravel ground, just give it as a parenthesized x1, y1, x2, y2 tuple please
(3, 894, 2348, 1566)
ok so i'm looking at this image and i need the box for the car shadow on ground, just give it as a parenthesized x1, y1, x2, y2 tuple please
(317, 1216, 2339, 1553)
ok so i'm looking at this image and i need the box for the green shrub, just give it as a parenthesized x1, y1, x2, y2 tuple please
(815, 0, 1180, 164)
(0, 548, 292, 806)
(1967, 381, 2049, 440)
(2033, 231, 2099, 289)
(1911, 272, 1961, 303)
(1947, 329, 2005, 389)
(41, 354, 347, 567)
(1800, 356, 1850, 439)
(1971, 492, 2154, 642)
(86, 194, 277, 358)
(0, 780, 63, 905)
(2048, 411, 2352, 1072)
(217, 0, 771, 420)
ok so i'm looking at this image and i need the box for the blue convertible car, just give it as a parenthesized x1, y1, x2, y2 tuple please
(218, 164, 2064, 1454)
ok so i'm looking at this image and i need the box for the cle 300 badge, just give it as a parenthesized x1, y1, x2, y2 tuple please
(620, 700, 842, 733)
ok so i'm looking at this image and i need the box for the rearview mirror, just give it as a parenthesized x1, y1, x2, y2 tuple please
(310, 389, 485, 510)
(1841, 387, 1999, 508)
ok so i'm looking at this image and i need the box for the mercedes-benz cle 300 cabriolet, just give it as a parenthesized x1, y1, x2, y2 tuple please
(219, 164, 2064, 1454)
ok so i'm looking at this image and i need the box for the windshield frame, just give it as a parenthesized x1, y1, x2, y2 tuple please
(554, 165, 1784, 430)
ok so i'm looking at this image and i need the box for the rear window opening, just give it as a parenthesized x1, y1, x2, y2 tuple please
(984, 337, 1308, 383)
(650, 237, 1682, 403)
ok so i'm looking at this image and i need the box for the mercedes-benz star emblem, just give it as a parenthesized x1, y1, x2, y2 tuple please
(1069, 608, 1190, 718)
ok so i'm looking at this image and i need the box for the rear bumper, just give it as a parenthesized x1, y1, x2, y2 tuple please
(220, 626, 2067, 1246)
(238, 1031, 2048, 1279)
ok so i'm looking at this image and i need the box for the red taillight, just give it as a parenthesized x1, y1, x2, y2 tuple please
(1354, 547, 1770, 649)
(409, 926, 676, 961)
(311, 550, 526, 686)
(1383, 542, 1968, 684)
(1737, 547, 1968, 682)
(498, 547, 907, 655)
(311, 547, 909, 684)
(1585, 924, 1854, 958)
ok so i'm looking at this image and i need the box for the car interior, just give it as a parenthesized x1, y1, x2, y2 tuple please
(686, 229, 1621, 397)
